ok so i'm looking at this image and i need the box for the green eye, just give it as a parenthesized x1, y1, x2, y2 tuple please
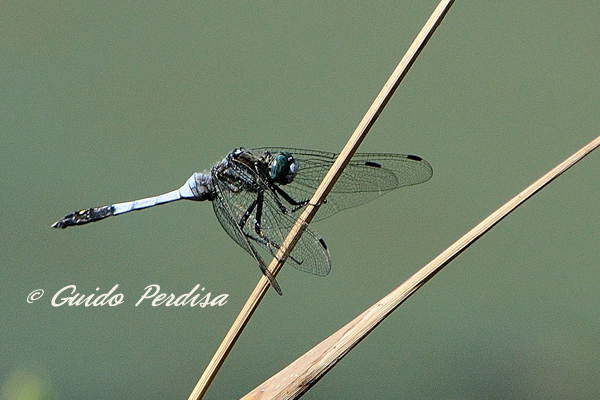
(270, 152, 297, 184)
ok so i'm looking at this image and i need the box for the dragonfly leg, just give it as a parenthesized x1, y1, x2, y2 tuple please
(238, 198, 258, 229)
(237, 193, 265, 235)
(254, 191, 264, 235)
(272, 185, 309, 213)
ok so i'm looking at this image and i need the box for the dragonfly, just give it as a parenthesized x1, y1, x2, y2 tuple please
(52, 147, 433, 295)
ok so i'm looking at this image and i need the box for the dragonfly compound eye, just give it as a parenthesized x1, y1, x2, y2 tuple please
(270, 152, 298, 185)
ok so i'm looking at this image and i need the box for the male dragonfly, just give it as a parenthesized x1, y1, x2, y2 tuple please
(53, 147, 433, 295)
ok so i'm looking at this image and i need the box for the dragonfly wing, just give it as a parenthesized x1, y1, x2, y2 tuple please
(211, 182, 284, 294)
(211, 168, 331, 277)
(256, 184, 331, 276)
(255, 148, 433, 221)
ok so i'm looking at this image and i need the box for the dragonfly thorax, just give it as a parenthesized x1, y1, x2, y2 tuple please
(269, 151, 298, 185)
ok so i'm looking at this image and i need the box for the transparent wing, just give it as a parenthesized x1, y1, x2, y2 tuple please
(211, 167, 331, 277)
(255, 147, 433, 221)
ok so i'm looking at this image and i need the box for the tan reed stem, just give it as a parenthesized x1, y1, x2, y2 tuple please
(187, 1, 455, 398)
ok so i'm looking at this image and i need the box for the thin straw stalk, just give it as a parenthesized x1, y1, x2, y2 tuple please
(187, 1, 455, 398)
(241, 134, 600, 399)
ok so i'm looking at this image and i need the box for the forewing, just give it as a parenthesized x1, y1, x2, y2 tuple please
(255, 148, 433, 221)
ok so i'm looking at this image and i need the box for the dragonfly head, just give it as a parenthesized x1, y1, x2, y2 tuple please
(269, 151, 298, 185)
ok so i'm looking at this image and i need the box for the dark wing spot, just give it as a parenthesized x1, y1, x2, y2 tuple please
(318, 238, 328, 250)
(406, 155, 422, 162)
(364, 161, 381, 168)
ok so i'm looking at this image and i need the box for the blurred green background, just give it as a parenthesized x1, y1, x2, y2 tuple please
(2, 1, 600, 399)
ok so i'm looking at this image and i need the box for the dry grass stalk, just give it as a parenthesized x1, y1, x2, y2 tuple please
(187, 1, 455, 398)
(241, 134, 600, 399)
